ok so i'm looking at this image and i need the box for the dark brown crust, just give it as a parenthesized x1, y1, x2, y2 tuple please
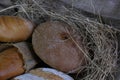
(32, 21, 85, 73)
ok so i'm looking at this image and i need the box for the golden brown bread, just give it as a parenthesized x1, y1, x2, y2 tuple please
(0, 16, 34, 42)
(0, 47, 25, 80)
(12, 68, 74, 80)
(30, 69, 63, 80)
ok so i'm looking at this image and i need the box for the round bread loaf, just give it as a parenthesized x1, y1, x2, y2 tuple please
(32, 21, 85, 73)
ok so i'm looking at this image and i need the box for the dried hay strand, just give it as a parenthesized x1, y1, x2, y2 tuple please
(1, 0, 119, 80)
